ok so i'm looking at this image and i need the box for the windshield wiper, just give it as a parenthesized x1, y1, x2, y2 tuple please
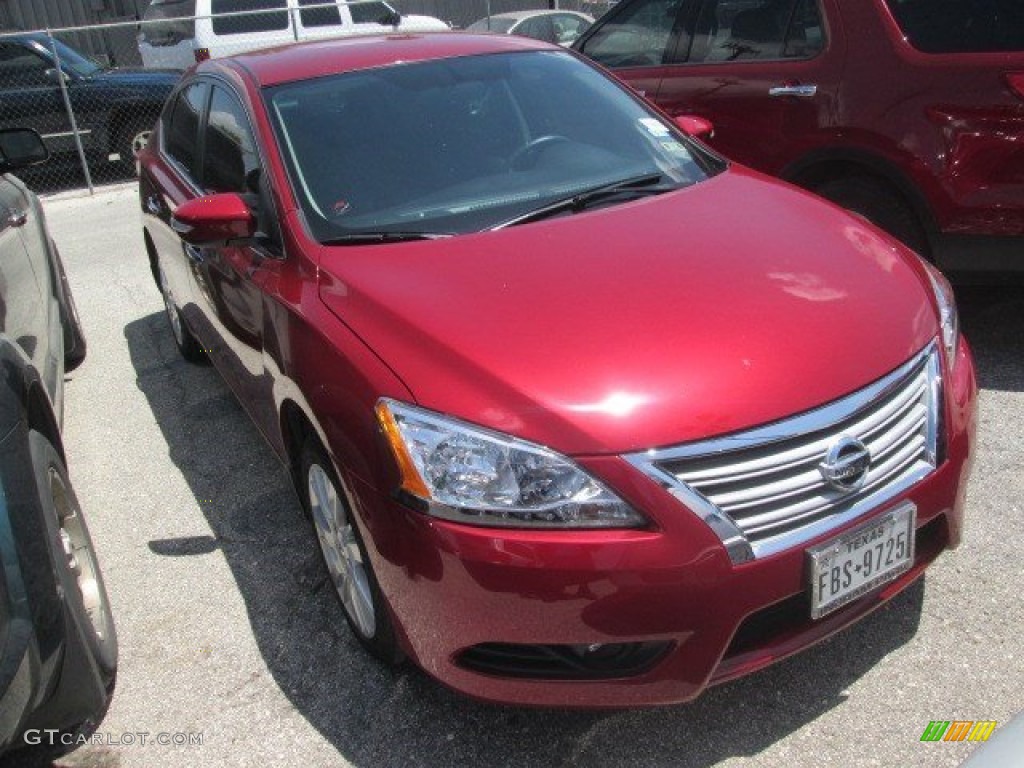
(321, 231, 454, 245)
(490, 173, 675, 230)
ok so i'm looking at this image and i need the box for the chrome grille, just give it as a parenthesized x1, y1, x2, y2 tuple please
(627, 343, 941, 563)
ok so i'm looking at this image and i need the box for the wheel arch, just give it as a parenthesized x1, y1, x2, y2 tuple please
(107, 104, 157, 156)
(278, 398, 339, 515)
(142, 226, 160, 287)
(0, 335, 62, 462)
(25, 379, 66, 467)
(782, 149, 938, 242)
(280, 399, 315, 491)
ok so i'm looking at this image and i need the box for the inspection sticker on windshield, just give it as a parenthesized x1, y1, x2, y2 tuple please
(639, 118, 670, 136)
(806, 502, 915, 619)
(660, 140, 688, 156)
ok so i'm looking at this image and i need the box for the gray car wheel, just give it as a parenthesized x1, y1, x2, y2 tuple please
(300, 440, 401, 663)
(157, 264, 204, 363)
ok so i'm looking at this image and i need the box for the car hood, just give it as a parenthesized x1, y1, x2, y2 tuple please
(317, 168, 938, 455)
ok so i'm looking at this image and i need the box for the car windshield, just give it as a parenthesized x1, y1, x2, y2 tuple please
(51, 37, 104, 77)
(266, 50, 722, 241)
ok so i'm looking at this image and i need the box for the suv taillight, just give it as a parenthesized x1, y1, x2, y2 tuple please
(1006, 72, 1024, 100)
(194, 48, 210, 63)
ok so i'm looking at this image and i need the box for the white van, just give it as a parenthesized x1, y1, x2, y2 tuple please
(138, 0, 450, 69)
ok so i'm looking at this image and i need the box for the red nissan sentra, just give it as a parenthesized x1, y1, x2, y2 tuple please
(138, 32, 977, 708)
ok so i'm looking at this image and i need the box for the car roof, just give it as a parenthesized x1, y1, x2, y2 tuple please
(208, 32, 554, 88)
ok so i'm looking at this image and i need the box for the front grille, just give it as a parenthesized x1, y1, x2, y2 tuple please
(627, 344, 941, 562)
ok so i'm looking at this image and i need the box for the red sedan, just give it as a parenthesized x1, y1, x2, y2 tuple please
(138, 32, 976, 707)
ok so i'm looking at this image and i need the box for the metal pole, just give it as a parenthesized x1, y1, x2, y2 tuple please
(486, 0, 492, 30)
(290, 4, 299, 41)
(47, 30, 95, 194)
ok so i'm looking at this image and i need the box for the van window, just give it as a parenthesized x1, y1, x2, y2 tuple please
(165, 82, 209, 178)
(211, 0, 289, 35)
(142, 0, 196, 46)
(350, 1, 393, 25)
(884, 0, 1024, 53)
(298, 0, 342, 27)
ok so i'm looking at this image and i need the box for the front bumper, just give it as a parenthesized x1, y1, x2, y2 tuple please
(355, 340, 977, 708)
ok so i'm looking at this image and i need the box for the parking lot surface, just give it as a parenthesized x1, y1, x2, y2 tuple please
(16, 185, 1023, 767)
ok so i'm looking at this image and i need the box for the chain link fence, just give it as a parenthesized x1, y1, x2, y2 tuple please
(0, 1, 617, 197)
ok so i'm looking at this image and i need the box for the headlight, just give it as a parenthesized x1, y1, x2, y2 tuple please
(375, 399, 646, 529)
(922, 261, 959, 363)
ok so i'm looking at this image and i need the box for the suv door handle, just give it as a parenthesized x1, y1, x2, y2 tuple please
(769, 84, 818, 98)
(7, 209, 27, 227)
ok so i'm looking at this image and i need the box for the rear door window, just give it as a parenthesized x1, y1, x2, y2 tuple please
(884, 0, 1024, 53)
(0, 42, 51, 88)
(210, 0, 289, 35)
(687, 0, 825, 63)
(164, 81, 209, 179)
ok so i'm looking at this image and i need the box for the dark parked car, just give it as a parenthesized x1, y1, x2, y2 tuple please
(574, 0, 1024, 275)
(0, 128, 116, 758)
(0, 33, 179, 171)
(140, 33, 974, 707)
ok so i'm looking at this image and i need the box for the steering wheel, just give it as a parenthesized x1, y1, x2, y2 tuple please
(509, 135, 571, 171)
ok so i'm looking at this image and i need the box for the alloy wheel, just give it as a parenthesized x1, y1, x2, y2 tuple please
(50, 468, 114, 648)
(159, 267, 185, 347)
(131, 129, 152, 158)
(308, 463, 376, 637)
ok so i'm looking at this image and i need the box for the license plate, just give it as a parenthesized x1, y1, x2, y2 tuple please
(807, 503, 916, 619)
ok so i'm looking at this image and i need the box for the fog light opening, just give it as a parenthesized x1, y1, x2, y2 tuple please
(458, 641, 673, 680)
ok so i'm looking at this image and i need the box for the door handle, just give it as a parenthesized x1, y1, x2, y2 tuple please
(7, 209, 27, 227)
(769, 84, 818, 98)
(184, 243, 204, 264)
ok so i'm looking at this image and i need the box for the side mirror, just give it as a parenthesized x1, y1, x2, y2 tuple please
(171, 193, 255, 245)
(0, 128, 49, 173)
(45, 67, 70, 85)
(674, 115, 714, 140)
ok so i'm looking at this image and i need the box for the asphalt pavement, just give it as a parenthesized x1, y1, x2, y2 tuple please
(18, 184, 1024, 768)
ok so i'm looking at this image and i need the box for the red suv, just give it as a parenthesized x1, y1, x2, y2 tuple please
(575, 0, 1024, 274)
(139, 33, 976, 707)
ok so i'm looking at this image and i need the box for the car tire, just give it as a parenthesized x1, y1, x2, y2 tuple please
(118, 117, 153, 175)
(10, 436, 117, 765)
(300, 440, 402, 665)
(813, 175, 930, 257)
(29, 431, 118, 679)
(157, 264, 205, 363)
